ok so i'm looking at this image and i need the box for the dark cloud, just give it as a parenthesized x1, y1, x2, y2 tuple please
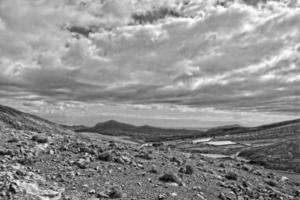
(132, 7, 182, 24)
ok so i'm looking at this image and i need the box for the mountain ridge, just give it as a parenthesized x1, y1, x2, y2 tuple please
(74, 117, 300, 142)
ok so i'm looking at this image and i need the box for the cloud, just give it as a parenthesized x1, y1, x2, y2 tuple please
(0, 0, 299, 125)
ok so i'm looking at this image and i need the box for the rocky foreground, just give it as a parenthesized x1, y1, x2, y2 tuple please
(0, 128, 300, 200)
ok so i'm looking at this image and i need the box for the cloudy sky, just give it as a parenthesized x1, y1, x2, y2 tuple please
(0, 0, 299, 127)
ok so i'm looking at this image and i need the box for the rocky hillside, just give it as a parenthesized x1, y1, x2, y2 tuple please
(209, 119, 300, 173)
(0, 104, 70, 134)
(0, 105, 300, 200)
(239, 136, 300, 173)
(212, 119, 300, 141)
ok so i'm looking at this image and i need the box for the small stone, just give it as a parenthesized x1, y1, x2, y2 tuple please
(7, 137, 19, 143)
(31, 135, 48, 143)
(170, 157, 182, 166)
(75, 158, 88, 169)
(135, 152, 153, 160)
(149, 164, 158, 173)
(225, 171, 238, 181)
(264, 179, 277, 187)
(158, 193, 167, 199)
(49, 149, 55, 155)
(8, 183, 18, 194)
(108, 186, 123, 198)
(98, 152, 113, 162)
(170, 192, 177, 197)
(218, 191, 237, 200)
(179, 164, 194, 175)
(89, 189, 96, 194)
(192, 186, 202, 191)
(159, 171, 183, 186)
(97, 191, 110, 198)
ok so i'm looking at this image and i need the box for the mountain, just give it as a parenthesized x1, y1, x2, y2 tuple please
(0, 104, 70, 134)
(75, 120, 207, 142)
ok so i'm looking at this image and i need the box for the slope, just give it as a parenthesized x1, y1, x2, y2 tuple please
(0, 104, 70, 134)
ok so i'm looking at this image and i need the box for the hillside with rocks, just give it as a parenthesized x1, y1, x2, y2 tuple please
(0, 104, 70, 134)
(239, 136, 300, 173)
(0, 104, 300, 200)
(208, 119, 300, 142)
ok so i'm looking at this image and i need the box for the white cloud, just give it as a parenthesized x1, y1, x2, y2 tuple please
(0, 0, 299, 126)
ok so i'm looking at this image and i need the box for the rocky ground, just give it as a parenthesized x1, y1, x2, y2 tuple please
(0, 128, 300, 200)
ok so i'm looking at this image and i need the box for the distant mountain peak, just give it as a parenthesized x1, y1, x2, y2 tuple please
(104, 120, 124, 124)
(95, 120, 135, 127)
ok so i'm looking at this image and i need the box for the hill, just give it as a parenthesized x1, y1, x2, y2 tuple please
(212, 118, 300, 141)
(239, 136, 300, 173)
(0, 104, 70, 134)
(208, 119, 300, 173)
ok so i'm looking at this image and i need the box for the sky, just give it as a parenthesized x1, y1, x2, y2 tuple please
(0, 0, 299, 128)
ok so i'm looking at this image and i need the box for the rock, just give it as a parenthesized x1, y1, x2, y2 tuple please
(88, 189, 96, 194)
(120, 155, 131, 163)
(170, 157, 182, 166)
(280, 176, 288, 182)
(159, 171, 183, 186)
(264, 179, 277, 187)
(225, 171, 238, 181)
(149, 164, 158, 174)
(17, 156, 36, 165)
(98, 152, 113, 162)
(257, 196, 264, 200)
(75, 158, 88, 169)
(97, 191, 110, 198)
(241, 165, 251, 171)
(252, 170, 262, 176)
(170, 192, 177, 197)
(192, 186, 202, 191)
(219, 163, 226, 168)
(152, 142, 163, 147)
(107, 186, 123, 198)
(31, 135, 48, 143)
(179, 164, 194, 175)
(108, 141, 117, 147)
(8, 183, 18, 194)
(114, 156, 125, 164)
(0, 149, 16, 156)
(267, 172, 275, 179)
(7, 137, 19, 143)
(158, 193, 167, 199)
(135, 152, 153, 160)
(80, 146, 96, 155)
(218, 191, 237, 200)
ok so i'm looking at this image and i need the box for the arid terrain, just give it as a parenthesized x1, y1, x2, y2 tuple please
(75, 117, 300, 173)
(0, 104, 300, 200)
